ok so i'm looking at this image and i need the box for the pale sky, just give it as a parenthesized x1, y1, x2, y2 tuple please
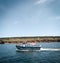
(0, 0, 60, 37)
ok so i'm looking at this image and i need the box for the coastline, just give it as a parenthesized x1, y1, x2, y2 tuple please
(0, 36, 60, 44)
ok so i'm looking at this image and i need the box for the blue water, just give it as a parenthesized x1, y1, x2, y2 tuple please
(0, 42, 60, 63)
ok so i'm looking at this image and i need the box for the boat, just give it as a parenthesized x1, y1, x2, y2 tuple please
(16, 43, 41, 51)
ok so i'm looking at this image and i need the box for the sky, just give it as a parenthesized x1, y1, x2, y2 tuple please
(0, 0, 60, 37)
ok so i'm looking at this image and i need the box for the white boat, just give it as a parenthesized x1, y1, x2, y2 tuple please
(16, 43, 41, 51)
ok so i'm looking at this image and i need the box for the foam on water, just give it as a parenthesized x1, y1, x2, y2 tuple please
(41, 48, 60, 51)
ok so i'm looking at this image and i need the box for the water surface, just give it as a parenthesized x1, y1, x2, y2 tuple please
(0, 42, 60, 63)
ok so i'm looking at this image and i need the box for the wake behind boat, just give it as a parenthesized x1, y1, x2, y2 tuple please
(16, 43, 41, 51)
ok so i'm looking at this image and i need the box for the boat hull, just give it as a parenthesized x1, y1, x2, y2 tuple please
(16, 45, 41, 51)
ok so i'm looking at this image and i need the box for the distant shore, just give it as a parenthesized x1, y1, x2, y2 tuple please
(0, 36, 60, 44)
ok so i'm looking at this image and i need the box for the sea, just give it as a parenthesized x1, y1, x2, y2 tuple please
(0, 42, 60, 63)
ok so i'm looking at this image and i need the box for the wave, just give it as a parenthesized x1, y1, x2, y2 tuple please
(41, 48, 60, 51)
